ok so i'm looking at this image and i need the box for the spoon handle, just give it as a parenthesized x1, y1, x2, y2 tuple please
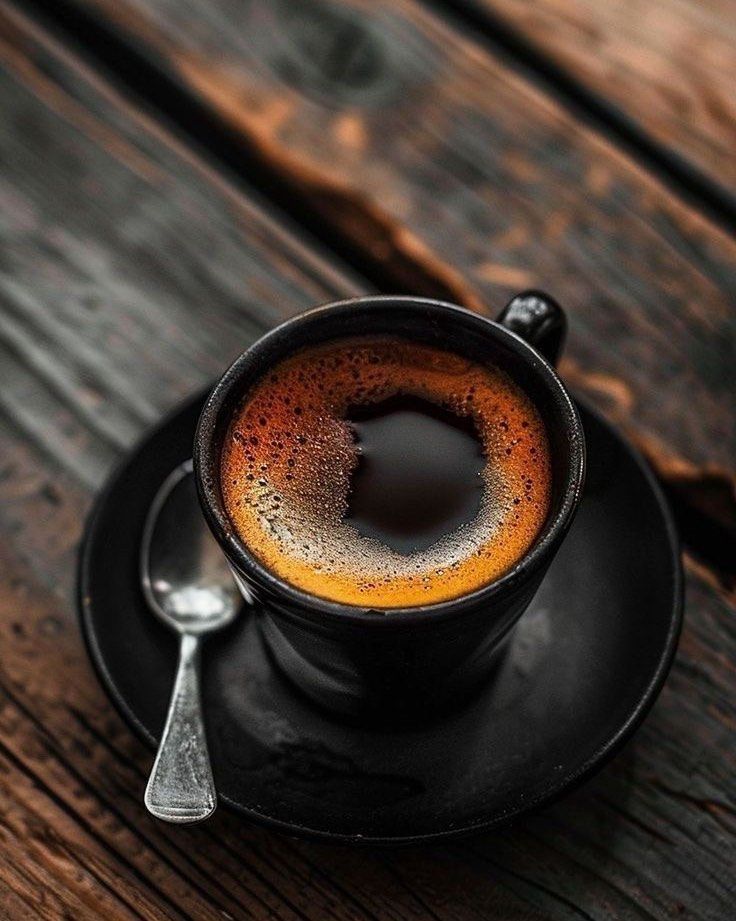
(145, 633, 217, 823)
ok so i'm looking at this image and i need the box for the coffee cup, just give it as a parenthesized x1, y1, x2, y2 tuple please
(195, 293, 585, 721)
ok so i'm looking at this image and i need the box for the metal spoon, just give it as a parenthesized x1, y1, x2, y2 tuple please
(140, 459, 240, 823)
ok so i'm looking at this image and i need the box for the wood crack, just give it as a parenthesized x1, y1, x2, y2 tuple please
(454, 843, 599, 921)
(596, 795, 673, 846)
(428, 0, 736, 238)
(649, 779, 736, 820)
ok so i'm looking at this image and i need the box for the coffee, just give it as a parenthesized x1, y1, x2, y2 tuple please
(220, 336, 551, 607)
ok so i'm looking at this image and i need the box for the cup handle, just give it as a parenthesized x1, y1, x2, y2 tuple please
(496, 290, 567, 366)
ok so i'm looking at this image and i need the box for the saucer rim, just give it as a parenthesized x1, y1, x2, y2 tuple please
(78, 389, 683, 845)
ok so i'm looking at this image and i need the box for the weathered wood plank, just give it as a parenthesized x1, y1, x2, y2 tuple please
(0, 3, 733, 920)
(457, 0, 736, 197)
(52, 0, 736, 592)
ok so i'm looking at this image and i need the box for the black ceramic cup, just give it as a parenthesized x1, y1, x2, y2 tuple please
(195, 293, 585, 721)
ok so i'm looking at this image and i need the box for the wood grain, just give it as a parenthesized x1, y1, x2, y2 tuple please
(54, 0, 736, 588)
(0, 3, 733, 920)
(459, 0, 736, 196)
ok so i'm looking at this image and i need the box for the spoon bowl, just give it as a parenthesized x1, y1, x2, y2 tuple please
(141, 460, 240, 634)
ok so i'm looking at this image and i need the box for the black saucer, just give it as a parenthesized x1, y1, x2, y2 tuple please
(79, 390, 682, 844)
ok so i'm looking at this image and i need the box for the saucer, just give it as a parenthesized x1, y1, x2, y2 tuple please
(79, 390, 682, 844)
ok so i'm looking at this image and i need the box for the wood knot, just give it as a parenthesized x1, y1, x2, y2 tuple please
(256, 0, 418, 107)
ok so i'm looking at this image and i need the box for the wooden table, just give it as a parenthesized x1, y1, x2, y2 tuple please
(0, 0, 733, 917)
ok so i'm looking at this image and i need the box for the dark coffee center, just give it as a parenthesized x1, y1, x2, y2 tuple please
(346, 396, 485, 554)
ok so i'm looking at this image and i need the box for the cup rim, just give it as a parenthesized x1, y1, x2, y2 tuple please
(194, 295, 585, 627)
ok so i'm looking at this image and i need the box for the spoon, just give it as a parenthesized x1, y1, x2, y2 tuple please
(140, 459, 240, 823)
